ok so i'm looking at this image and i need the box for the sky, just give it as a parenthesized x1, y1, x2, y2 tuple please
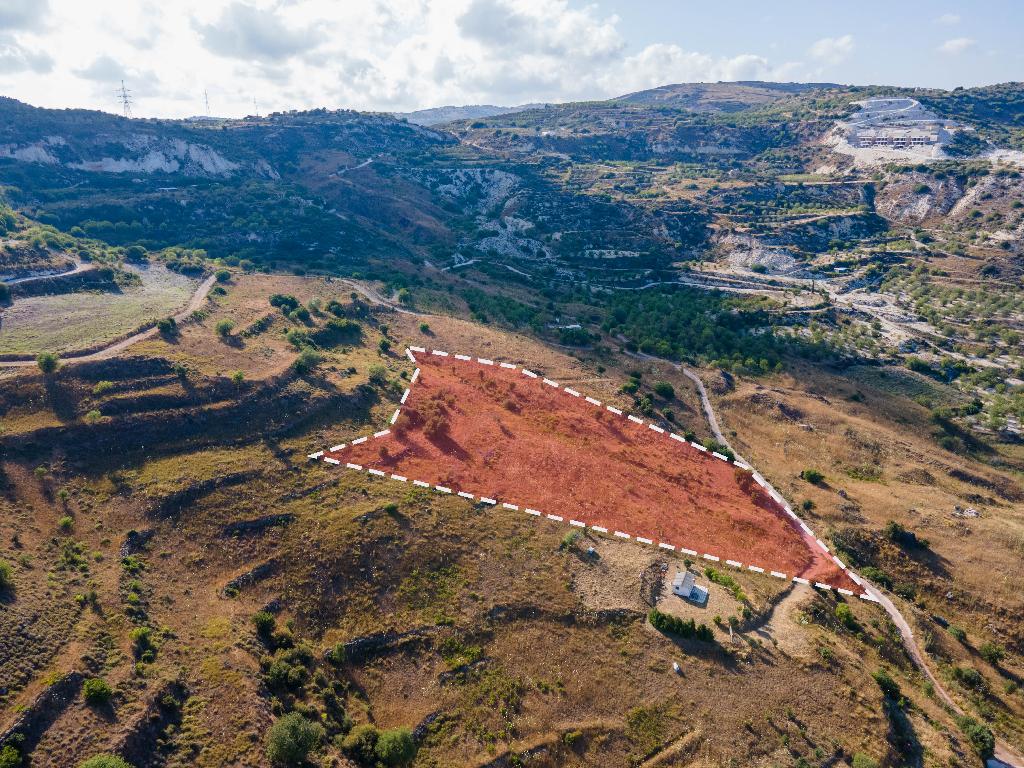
(0, 0, 1020, 119)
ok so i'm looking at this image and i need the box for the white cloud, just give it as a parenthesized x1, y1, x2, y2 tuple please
(0, 0, 51, 30)
(0, 34, 53, 74)
(195, 2, 326, 62)
(0, 0, 843, 118)
(938, 37, 976, 54)
(934, 12, 961, 25)
(808, 34, 855, 66)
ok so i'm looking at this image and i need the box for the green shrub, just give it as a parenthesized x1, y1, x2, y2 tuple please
(648, 609, 715, 643)
(0, 560, 12, 590)
(368, 365, 388, 386)
(84, 410, 102, 425)
(702, 439, 734, 462)
(704, 567, 746, 602)
(0, 745, 20, 768)
(91, 380, 115, 395)
(979, 641, 1005, 665)
(266, 712, 324, 766)
(0, 283, 10, 305)
(952, 666, 986, 690)
(860, 566, 892, 589)
(78, 755, 133, 768)
(293, 348, 323, 374)
(36, 352, 60, 375)
(156, 317, 177, 336)
(214, 319, 235, 338)
(948, 625, 967, 642)
(835, 603, 858, 631)
(214, 269, 231, 283)
(342, 723, 380, 765)
(58, 516, 74, 533)
(378, 338, 391, 354)
(252, 611, 275, 637)
(270, 294, 300, 313)
(288, 306, 311, 323)
(884, 520, 928, 549)
(83, 677, 113, 705)
(872, 668, 900, 700)
(800, 468, 824, 484)
(129, 626, 154, 660)
(956, 715, 994, 759)
(315, 318, 361, 346)
(419, 322, 430, 333)
(851, 754, 879, 768)
(326, 642, 346, 665)
(285, 329, 310, 349)
(653, 381, 674, 399)
(375, 728, 417, 766)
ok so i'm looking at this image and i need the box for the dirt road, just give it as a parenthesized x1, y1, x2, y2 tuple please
(3, 261, 93, 284)
(0, 273, 217, 368)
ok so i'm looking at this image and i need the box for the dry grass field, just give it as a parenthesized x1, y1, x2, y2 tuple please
(0, 264, 197, 355)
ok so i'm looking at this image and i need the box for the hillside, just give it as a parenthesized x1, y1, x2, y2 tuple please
(0, 82, 1023, 768)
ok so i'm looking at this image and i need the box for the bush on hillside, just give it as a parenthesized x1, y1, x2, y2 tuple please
(800, 468, 824, 484)
(648, 609, 715, 643)
(341, 724, 417, 767)
(956, 715, 994, 759)
(252, 611, 275, 638)
(0, 560, 12, 591)
(653, 381, 675, 399)
(979, 642, 1005, 666)
(872, 668, 900, 700)
(375, 728, 417, 766)
(266, 712, 324, 766)
(36, 352, 60, 375)
(78, 756, 133, 768)
(0, 745, 20, 768)
(293, 348, 322, 375)
(83, 677, 113, 705)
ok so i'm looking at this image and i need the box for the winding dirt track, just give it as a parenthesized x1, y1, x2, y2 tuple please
(0, 273, 216, 368)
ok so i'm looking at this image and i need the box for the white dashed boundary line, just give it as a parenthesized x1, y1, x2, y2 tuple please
(307, 346, 868, 597)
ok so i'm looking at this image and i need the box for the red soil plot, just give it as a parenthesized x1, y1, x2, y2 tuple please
(322, 353, 859, 592)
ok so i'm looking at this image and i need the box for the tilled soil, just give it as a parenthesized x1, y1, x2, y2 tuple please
(325, 353, 856, 590)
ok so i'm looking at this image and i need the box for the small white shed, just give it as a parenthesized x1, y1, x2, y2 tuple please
(672, 571, 695, 597)
(671, 571, 709, 605)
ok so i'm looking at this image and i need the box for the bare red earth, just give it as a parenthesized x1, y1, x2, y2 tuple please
(326, 354, 857, 591)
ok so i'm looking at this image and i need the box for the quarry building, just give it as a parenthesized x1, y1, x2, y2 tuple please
(845, 97, 957, 150)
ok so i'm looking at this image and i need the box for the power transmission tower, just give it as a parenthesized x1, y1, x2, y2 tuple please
(116, 80, 133, 118)
(204, 89, 210, 117)
(252, 96, 259, 118)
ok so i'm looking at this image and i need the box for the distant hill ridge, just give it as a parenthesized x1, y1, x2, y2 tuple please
(395, 103, 546, 126)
